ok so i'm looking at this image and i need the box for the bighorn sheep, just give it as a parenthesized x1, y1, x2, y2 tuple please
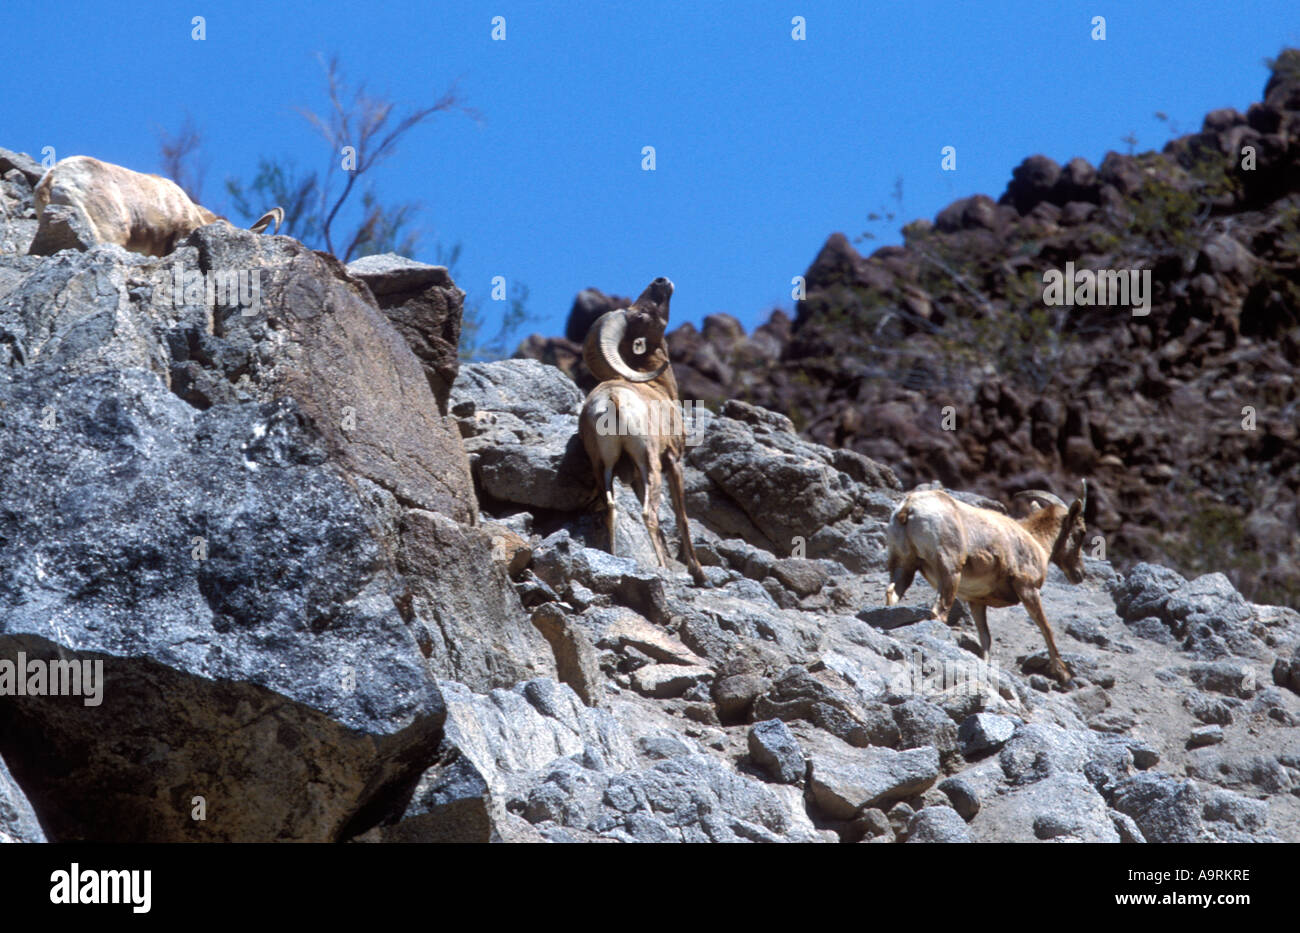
(884, 482, 1088, 683)
(577, 277, 706, 585)
(30, 156, 283, 257)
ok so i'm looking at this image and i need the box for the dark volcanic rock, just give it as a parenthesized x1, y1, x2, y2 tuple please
(565, 287, 632, 343)
(347, 253, 465, 415)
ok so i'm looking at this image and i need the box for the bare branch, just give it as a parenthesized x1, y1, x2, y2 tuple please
(295, 53, 473, 258)
(157, 115, 206, 203)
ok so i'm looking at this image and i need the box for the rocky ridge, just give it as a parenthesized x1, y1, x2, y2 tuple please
(1, 120, 1299, 842)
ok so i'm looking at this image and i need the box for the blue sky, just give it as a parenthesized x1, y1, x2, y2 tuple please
(4, 1, 1297, 343)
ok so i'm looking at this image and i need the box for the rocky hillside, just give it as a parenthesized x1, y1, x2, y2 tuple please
(2, 133, 1299, 843)
(521, 50, 1300, 610)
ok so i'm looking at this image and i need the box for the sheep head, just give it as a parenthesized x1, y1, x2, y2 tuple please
(583, 277, 674, 384)
(1015, 480, 1088, 584)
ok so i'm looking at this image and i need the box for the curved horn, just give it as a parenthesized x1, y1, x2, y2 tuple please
(1014, 489, 1067, 510)
(249, 207, 284, 234)
(584, 310, 668, 384)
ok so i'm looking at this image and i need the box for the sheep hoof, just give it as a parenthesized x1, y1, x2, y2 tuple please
(884, 585, 898, 606)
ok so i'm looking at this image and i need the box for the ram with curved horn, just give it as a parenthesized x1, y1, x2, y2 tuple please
(883, 481, 1089, 683)
(577, 277, 705, 585)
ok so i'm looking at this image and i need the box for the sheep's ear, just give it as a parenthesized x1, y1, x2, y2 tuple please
(1067, 480, 1087, 517)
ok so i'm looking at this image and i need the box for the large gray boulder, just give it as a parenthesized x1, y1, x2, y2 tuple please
(748, 718, 806, 784)
(754, 666, 896, 748)
(971, 772, 1120, 842)
(805, 731, 940, 819)
(451, 359, 594, 511)
(999, 723, 1095, 785)
(1109, 773, 1205, 843)
(0, 206, 551, 841)
(906, 806, 972, 842)
(686, 401, 899, 571)
(365, 677, 634, 843)
(346, 253, 465, 414)
(1110, 563, 1266, 659)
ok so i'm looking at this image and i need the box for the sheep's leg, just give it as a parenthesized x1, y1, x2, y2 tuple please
(664, 451, 705, 585)
(931, 566, 960, 621)
(1015, 584, 1072, 683)
(602, 465, 617, 556)
(580, 394, 621, 559)
(885, 556, 918, 605)
(970, 602, 992, 658)
(641, 459, 671, 569)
